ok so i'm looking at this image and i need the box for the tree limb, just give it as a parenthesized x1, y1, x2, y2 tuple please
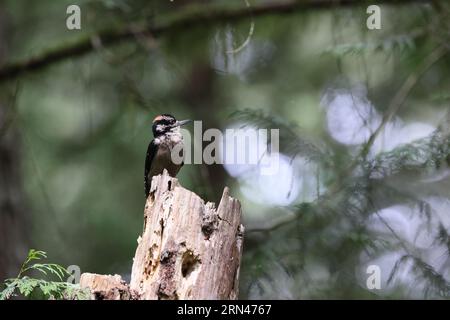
(0, 0, 433, 84)
(247, 127, 450, 233)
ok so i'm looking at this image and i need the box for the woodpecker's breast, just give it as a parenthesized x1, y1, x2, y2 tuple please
(154, 130, 183, 148)
(149, 131, 184, 178)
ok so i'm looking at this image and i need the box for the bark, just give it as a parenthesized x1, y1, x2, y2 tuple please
(80, 170, 244, 300)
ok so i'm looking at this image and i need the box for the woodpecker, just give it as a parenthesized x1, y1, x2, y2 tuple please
(144, 114, 191, 198)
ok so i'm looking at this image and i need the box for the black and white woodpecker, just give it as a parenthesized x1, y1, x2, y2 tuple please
(144, 114, 191, 198)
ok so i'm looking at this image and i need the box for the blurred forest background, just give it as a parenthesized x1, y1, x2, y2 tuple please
(1, 0, 450, 299)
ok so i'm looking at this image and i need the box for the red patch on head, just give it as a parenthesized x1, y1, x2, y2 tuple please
(153, 115, 164, 123)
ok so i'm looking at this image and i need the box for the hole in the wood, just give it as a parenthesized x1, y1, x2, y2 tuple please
(94, 292, 105, 300)
(181, 250, 200, 278)
(160, 250, 173, 264)
(150, 189, 156, 201)
(168, 180, 172, 191)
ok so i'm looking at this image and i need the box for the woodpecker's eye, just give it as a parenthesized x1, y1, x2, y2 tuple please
(152, 114, 177, 136)
(162, 115, 176, 124)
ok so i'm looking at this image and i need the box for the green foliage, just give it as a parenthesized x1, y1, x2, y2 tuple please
(238, 105, 450, 298)
(3, 0, 450, 300)
(388, 255, 450, 298)
(323, 34, 417, 57)
(230, 109, 328, 164)
(370, 130, 450, 177)
(0, 249, 90, 300)
(430, 92, 450, 102)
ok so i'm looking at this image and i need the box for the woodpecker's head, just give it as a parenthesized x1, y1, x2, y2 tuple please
(152, 114, 191, 137)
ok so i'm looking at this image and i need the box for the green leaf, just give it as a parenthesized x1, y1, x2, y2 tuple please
(27, 263, 68, 281)
(17, 277, 39, 297)
(1, 248, 90, 300)
(64, 284, 91, 300)
(25, 249, 47, 265)
(38, 280, 59, 298)
(0, 279, 19, 300)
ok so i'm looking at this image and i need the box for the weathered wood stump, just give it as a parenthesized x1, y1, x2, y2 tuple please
(80, 170, 244, 300)
(79, 273, 134, 300)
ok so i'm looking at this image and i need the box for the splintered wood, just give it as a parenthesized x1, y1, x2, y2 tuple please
(79, 273, 134, 300)
(80, 170, 244, 300)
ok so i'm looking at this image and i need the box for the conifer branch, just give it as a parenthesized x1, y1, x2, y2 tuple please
(0, 0, 432, 84)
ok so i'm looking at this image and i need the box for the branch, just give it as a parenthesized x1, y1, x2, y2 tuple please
(0, 0, 432, 84)
(360, 45, 448, 159)
(247, 127, 450, 233)
(324, 44, 448, 198)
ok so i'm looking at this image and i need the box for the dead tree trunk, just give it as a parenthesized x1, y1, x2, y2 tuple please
(80, 170, 244, 300)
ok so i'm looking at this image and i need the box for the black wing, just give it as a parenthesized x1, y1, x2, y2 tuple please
(144, 140, 158, 198)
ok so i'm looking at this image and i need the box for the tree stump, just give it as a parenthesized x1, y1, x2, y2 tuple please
(80, 170, 244, 300)
(79, 273, 135, 300)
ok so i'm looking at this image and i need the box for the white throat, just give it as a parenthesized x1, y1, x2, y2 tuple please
(154, 128, 183, 148)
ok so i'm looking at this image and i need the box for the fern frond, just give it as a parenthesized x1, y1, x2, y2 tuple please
(23, 263, 68, 281)
(0, 249, 89, 300)
(0, 279, 19, 300)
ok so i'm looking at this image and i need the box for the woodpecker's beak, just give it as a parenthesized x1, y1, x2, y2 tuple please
(175, 119, 191, 127)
